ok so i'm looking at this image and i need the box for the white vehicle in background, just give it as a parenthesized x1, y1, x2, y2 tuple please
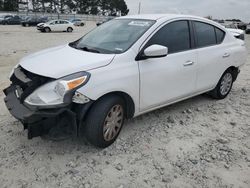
(37, 20, 74, 32)
(222, 23, 245, 40)
(4, 14, 247, 148)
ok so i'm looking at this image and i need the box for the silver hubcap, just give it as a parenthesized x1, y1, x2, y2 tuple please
(220, 73, 233, 96)
(103, 105, 124, 141)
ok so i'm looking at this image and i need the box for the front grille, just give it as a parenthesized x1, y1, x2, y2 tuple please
(10, 66, 54, 102)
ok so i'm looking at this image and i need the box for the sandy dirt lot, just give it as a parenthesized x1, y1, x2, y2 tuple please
(0, 23, 250, 188)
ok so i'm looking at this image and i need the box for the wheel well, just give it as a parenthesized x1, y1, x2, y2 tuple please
(96, 92, 135, 119)
(226, 66, 239, 81)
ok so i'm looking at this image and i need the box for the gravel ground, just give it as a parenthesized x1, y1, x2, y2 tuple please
(0, 24, 250, 188)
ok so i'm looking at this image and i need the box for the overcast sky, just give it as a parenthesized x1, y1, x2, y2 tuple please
(125, 0, 250, 22)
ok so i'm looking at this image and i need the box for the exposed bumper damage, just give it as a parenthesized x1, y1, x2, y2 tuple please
(3, 67, 92, 139)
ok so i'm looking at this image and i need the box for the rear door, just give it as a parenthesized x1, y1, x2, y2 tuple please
(52, 20, 61, 31)
(192, 21, 230, 92)
(62, 20, 70, 31)
(138, 20, 198, 111)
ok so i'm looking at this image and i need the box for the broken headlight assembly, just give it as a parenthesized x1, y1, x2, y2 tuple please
(24, 72, 90, 108)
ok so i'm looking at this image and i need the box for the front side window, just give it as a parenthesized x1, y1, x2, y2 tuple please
(194, 21, 217, 48)
(145, 21, 191, 54)
(70, 19, 155, 54)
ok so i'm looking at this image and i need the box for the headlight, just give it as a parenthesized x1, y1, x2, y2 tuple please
(24, 72, 90, 108)
(9, 64, 19, 79)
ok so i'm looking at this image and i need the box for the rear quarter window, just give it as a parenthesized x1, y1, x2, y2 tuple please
(215, 28, 225, 44)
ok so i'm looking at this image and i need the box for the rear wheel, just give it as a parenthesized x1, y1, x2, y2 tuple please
(84, 95, 125, 148)
(25, 23, 29, 27)
(67, 27, 73, 32)
(80, 23, 85, 26)
(44, 27, 51, 33)
(209, 69, 234, 99)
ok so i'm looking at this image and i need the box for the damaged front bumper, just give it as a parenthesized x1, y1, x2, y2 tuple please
(3, 85, 91, 139)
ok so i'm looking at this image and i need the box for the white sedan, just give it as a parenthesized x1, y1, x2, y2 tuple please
(4, 14, 247, 148)
(37, 20, 74, 32)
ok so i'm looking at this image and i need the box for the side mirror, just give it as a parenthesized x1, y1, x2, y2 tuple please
(143, 45, 168, 59)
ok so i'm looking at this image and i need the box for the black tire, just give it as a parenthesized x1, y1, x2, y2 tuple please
(25, 23, 29, 27)
(80, 23, 85, 27)
(84, 95, 125, 148)
(44, 27, 51, 33)
(67, 27, 73, 32)
(209, 69, 234, 99)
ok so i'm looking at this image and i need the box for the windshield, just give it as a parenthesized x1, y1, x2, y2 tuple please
(70, 19, 155, 54)
(47, 20, 56, 24)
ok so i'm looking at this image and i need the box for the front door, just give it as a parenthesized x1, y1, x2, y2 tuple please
(138, 20, 198, 111)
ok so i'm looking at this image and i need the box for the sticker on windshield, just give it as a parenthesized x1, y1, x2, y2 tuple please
(128, 21, 151, 27)
(115, 48, 123, 52)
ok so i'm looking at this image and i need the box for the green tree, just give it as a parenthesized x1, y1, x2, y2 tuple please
(0, 0, 3, 11)
(1, 0, 129, 15)
(3, 0, 19, 11)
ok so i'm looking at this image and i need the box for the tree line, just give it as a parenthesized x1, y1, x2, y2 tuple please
(0, 0, 129, 16)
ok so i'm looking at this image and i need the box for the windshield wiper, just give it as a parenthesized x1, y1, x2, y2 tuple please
(77, 46, 100, 53)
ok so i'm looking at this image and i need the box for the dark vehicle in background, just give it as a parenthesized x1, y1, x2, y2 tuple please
(96, 17, 113, 26)
(1, 15, 22, 25)
(21, 16, 48, 27)
(0, 14, 13, 24)
(246, 25, 250, 34)
(69, 18, 85, 26)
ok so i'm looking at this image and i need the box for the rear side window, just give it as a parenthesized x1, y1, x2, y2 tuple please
(215, 28, 225, 43)
(146, 21, 191, 54)
(194, 21, 217, 47)
(60, 21, 68, 24)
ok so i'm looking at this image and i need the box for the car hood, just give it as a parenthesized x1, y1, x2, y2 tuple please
(37, 23, 45, 26)
(19, 45, 115, 79)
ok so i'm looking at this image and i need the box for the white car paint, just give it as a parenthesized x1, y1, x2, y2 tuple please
(227, 28, 244, 37)
(18, 14, 247, 117)
(20, 45, 115, 78)
(37, 20, 74, 32)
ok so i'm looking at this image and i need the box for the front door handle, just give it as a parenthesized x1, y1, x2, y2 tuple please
(183, 61, 194, 66)
(223, 53, 230, 58)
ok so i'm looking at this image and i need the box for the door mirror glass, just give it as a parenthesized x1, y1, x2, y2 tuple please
(143, 45, 168, 58)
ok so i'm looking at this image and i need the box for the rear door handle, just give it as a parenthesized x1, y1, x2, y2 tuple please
(223, 53, 230, 58)
(183, 61, 194, 66)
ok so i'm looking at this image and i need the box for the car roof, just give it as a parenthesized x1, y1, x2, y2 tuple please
(50, 19, 69, 22)
(118, 14, 205, 21)
(117, 14, 226, 31)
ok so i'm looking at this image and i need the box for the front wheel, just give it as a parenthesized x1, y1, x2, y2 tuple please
(209, 69, 234, 99)
(84, 95, 125, 148)
(44, 27, 51, 33)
